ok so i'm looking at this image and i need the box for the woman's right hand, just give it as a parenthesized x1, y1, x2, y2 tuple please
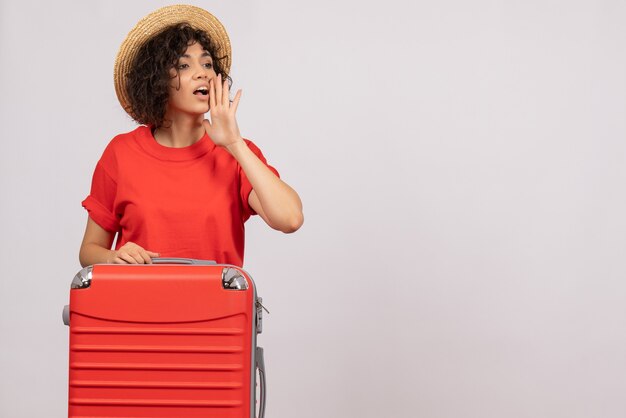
(111, 241, 160, 264)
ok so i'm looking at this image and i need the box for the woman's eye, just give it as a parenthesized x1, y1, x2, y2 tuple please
(177, 63, 189, 70)
(204, 63, 213, 69)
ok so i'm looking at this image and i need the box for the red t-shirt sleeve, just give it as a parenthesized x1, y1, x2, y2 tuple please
(239, 139, 280, 220)
(82, 143, 120, 232)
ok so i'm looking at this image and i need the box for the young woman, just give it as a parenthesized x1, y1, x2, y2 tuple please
(79, 5, 303, 267)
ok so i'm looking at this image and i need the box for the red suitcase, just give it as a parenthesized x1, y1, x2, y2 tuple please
(62, 258, 266, 418)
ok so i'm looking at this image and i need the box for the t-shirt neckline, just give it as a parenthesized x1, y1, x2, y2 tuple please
(136, 125, 215, 161)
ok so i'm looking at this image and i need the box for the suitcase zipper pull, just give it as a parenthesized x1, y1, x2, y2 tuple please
(257, 298, 270, 314)
(256, 298, 268, 334)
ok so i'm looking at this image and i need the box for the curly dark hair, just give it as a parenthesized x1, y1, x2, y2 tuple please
(125, 23, 231, 128)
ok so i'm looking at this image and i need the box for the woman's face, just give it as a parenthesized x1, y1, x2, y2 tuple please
(166, 42, 217, 117)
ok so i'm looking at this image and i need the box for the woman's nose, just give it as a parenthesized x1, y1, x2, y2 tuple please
(194, 64, 209, 79)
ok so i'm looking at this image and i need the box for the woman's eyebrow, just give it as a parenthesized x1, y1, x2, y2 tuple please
(180, 52, 212, 59)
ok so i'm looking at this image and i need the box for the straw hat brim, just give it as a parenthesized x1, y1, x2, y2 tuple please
(113, 4, 231, 120)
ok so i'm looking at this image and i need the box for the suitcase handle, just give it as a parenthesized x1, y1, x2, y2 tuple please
(256, 346, 267, 418)
(151, 257, 217, 265)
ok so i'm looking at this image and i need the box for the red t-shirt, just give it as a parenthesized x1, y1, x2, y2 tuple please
(82, 125, 279, 267)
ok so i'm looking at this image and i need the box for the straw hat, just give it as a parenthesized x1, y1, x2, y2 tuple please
(113, 4, 231, 118)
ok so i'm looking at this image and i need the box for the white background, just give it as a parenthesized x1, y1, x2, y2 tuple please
(1, 1, 625, 417)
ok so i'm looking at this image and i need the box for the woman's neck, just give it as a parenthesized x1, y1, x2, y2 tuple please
(153, 113, 205, 148)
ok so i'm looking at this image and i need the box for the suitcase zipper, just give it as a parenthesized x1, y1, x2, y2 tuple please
(256, 297, 269, 334)
(256, 298, 270, 314)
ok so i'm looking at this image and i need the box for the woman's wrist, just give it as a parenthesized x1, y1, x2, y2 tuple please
(225, 138, 248, 157)
(105, 249, 117, 264)
(79, 244, 116, 267)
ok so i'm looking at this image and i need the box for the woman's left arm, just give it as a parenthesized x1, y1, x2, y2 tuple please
(203, 74, 303, 233)
(227, 141, 303, 233)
